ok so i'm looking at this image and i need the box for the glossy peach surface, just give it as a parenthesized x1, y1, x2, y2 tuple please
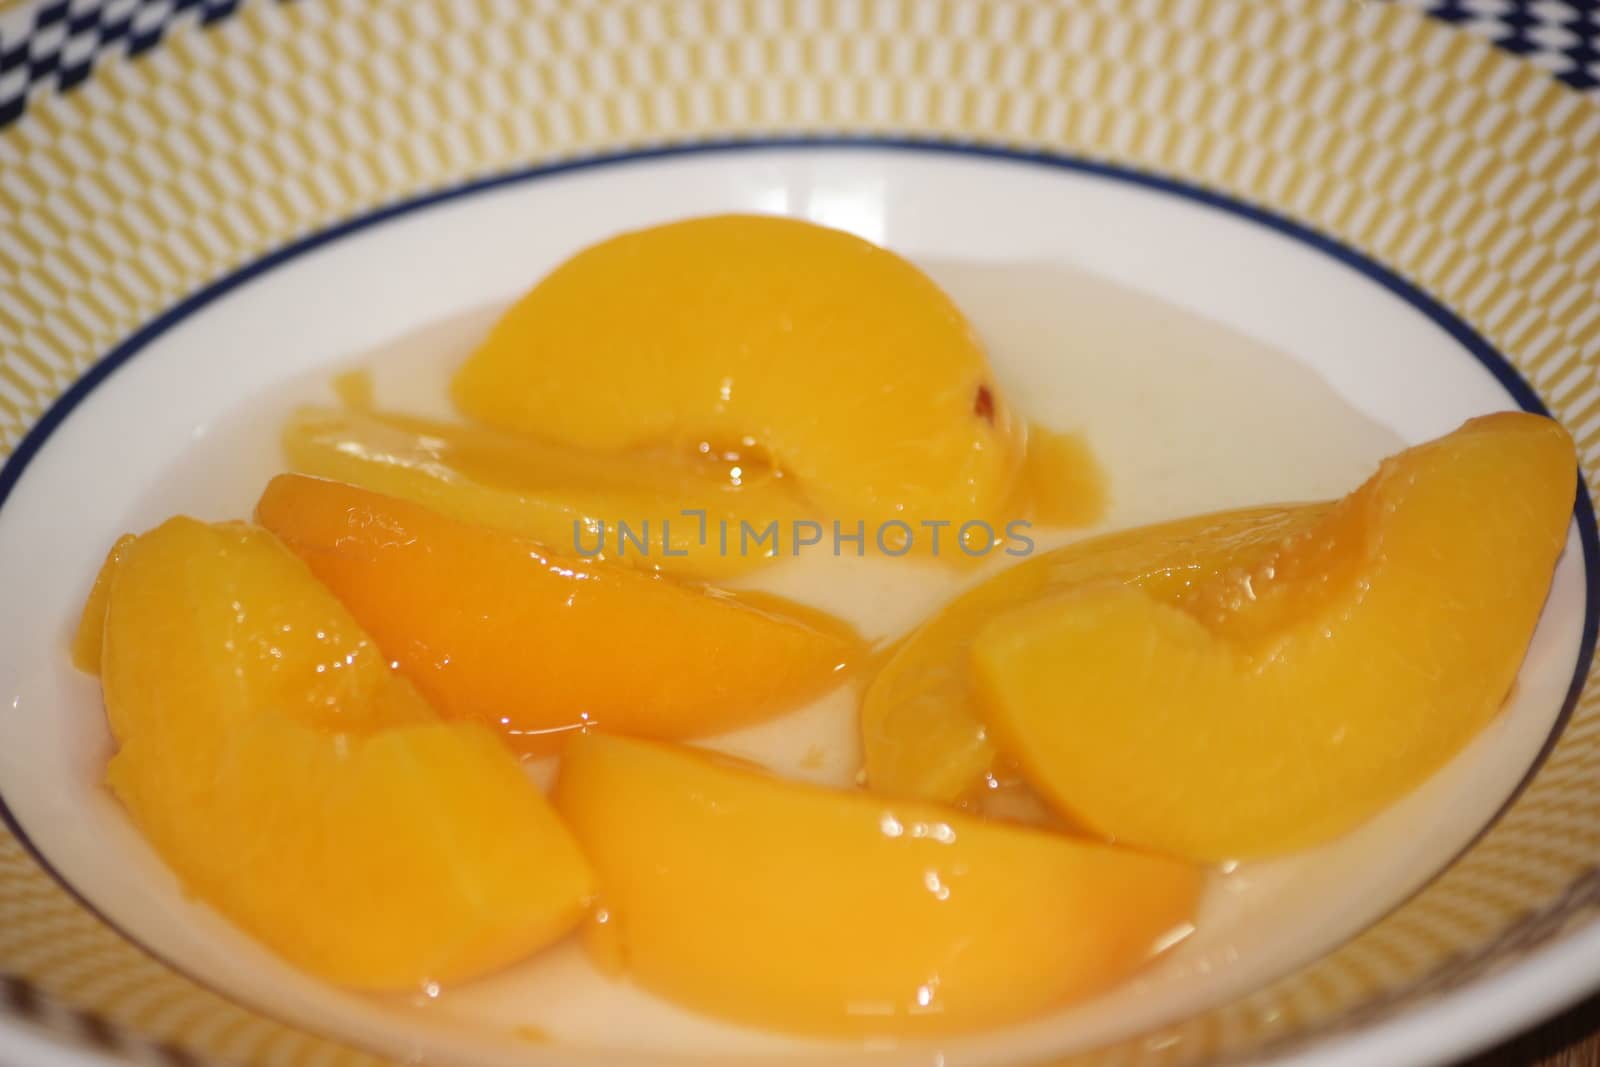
(862, 504, 1332, 807)
(451, 215, 1048, 534)
(283, 405, 807, 579)
(79, 518, 593, 988)
(256, 474, 862, 751)
(976, 413, 1577, 861)
(553, 733, 1201, 1036)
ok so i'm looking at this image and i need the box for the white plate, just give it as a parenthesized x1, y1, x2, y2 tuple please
(0, 145, 1591, 1067)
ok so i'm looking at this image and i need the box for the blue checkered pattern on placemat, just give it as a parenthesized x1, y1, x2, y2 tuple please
(1394, 0, 1600, 90)
(0, 0, 245, 127)
(0, 0, 1595, 132)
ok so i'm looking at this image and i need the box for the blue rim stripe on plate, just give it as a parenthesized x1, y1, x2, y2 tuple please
(0, 137, 1593, 1062)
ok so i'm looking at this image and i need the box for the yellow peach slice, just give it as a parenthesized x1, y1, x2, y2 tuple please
(82, 517, 593, 988)
(451, 215, 1084, 536)
(974, 413, 1576, 861)
(552, 732, 1201, 1037)
(283, 405, 809, 579)
(861, 504, 1331, 807)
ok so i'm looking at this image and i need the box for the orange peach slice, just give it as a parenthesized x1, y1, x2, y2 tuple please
(975, 413, 1576, 861)
(82, 517, 593, 988)
(255, 474, 862, 752)
(553, 733, 1200, 1036)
